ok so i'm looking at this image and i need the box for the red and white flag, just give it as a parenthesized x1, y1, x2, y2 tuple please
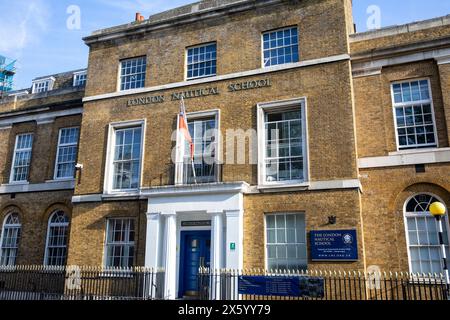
(179, 97, 194, 160)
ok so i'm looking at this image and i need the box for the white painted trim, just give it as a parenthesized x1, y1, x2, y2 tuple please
(257, 97, 309, 187)
(351, 48, 450, 78)
(436, 55, 450, 65)
(256, 179, 361, 192)
(0, 108, 83, 128)
(0, 180, 75, 194)
(83, 54, 350, 103)
(71, 178, 363, 203)
(358, 148, 450, 169)
(103, 119, 146, 195)
(72, 194, 103, 203)
(142, 182, 250, 198)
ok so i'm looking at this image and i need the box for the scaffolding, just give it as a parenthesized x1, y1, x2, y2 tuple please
(0, 55, 16, 94)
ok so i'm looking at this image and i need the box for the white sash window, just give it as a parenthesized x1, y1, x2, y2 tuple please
(405, 194, 450, 274)
(44, 211, 70, 266)
(0, 213, 21, 266)
(10, 133, 33, 183)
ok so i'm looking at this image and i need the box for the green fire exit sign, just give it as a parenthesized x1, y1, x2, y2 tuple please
(230, 243, 236, 251)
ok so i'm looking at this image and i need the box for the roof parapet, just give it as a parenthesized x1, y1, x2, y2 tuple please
(350, 14, 450, 42)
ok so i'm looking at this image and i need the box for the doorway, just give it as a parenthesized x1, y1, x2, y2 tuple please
(178, 230, 211, 298)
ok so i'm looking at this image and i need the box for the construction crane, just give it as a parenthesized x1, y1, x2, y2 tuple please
(0, 55, 17, 97)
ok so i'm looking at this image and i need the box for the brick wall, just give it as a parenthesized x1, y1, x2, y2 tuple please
(354, 60, 449, 158)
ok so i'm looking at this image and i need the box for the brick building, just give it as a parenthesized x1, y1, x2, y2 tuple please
(0, 0, 449, 299)
(0, 69, 86, 265)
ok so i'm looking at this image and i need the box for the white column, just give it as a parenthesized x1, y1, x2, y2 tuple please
(145, 212, 162, 269)
(210, 212, 224, 300)
(210, 212, 224, 271)
(224, 210, 244, 270)
(163, 213, 177, 300)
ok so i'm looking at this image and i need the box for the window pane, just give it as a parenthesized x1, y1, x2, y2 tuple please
(113, 127, 142, 190)
(56, 128, 79, 179)
(405, 195, 449, 274)
(0, 214, 21, 266)
(11, 134, 33, 182)
(120, 57, 146, 91)
(265, 214, 306, 271)
(392, 80, 436, 149)
(264, 106, 304, 183)
(263, 27, 299, 67)
(186, 43, 217, 79)
(105, 219, 135, 268)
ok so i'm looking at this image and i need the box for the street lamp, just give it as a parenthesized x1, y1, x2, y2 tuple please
(430, 201, 449, 296)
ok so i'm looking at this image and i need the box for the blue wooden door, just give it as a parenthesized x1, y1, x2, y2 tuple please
(179, 231, 211, 298)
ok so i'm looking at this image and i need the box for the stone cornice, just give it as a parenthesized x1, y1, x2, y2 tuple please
(83, 0, 283, 45)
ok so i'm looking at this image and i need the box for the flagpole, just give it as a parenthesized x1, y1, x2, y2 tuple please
(181, 97, 198, 184)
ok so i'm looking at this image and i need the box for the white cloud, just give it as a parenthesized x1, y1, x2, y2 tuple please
(0, 0, 50, 56)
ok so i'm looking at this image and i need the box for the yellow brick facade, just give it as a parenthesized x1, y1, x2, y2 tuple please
(0, 1, 449, 296)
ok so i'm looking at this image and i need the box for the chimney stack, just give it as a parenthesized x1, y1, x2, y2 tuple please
(135, 12, 144, 22)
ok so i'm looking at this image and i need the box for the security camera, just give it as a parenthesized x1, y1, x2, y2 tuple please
(75, 163, 84, 170)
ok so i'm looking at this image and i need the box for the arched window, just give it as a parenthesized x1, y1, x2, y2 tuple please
(44, 211, 70, 266)
(0, 213, 21, 266)
(404, 194, 449, 274)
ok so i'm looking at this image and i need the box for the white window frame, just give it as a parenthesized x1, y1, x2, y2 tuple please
(104, 119, 146, 195)
(31, 77, 55, 94)
(0, 213, 21, 266)
(391, 78, 439, 151)
(44, 211, 70, 266)
(174, 109, 221, 185)
(118, 56, 147, 92)
(257, 98, 309, 188)
(9, 133, 34, 184)
(73, 71, 87, 87)
(264, 213, 307, 271)
(261, 26, 300, 68)
(185, 42, 217, 81)
(103, 218, 135, 268)
(53, 127, 80, 180)
(403, 193, 450, 274)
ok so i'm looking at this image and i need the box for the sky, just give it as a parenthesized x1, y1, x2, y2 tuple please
(0, 0, 449, 90)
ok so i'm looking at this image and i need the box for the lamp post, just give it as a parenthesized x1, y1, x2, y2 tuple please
(430, 202, 449, 297)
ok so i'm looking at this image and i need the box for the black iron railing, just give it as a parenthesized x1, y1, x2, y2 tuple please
(182, 161, 220, 185)
(0, 266, 165, 300)
(198, 268, 449, 301)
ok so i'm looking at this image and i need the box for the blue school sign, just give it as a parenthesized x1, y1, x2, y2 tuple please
(310, 230, 359, 261)
(238, 276, 324, 298)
